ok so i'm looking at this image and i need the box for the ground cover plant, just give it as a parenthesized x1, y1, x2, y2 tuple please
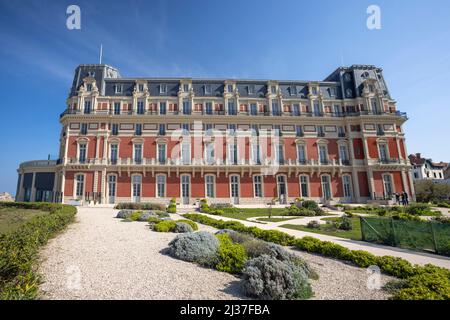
(0, 202, 76, 300)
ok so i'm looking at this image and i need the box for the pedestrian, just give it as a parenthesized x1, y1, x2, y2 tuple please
(403, 192, 409, 206)
(394, 192, 400, 205)
(400, 192, 406, 206)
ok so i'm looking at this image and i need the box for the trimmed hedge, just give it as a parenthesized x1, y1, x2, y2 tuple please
(182, 213, 450, 300)
(152, 219, 198, 233)
(215, 234, 247, 274)
(0, 202, 76, 300)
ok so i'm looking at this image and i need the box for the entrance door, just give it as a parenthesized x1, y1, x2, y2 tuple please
(132, 175, 141, 203)
(181, 175, 190, 205)
(230, 175, 240, 204)
(277, 175, 287, 204)
(321, 175, 332, 202)
(108, 175, 117, 204)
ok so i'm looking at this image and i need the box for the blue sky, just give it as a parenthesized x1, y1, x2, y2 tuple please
(0, 0, 449, 195)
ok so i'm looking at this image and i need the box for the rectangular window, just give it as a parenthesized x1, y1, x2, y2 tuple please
(114, 102, 121, 115)
(137, 101, 144, 114)
(204, 84, 212, 94)
(84, 100, 91, 114)
(181, 143, 190, 165)
(297, 145, 306, 164)
(317, 125, 325, 137)
(248, 85, 254, 95)
(80, 123, 88, 135)
(205, 175, 215, 198)
(296, 125, 303, 137)
(250, 103, 257, 115)
(271, 86, 276, 94)
(138, 84, 144, 92)
(334, 104, 341, 116)
(205, 143, 215, 164)
(272, 102, 280, 116)
(253, 175, 263, 197)
(290, 86, 297, 96)
(205, 123, 213, 135)
(160, 102, 167, 115)
(343, 175, 352, 198)
(227, 84, 233, 92)
(156, 175, 166, 197)
(132, 175, 142, 201)
(339, 145, 348, 163)
(135, 123, 142, 136)
(383, 175, 393, 196)
(183, 100, 191, 115)
(292, 104, 300, 116)
(160, 84, 167, 94)
(205, 102, 213, 115)
(158, 124, 166, 136)
(338, 126, 345, 137)
(182, 123, 190, 134)
(157, 144, 166, 164)
(379, 144, 388, 161)
(251, 124, 259, 136)
(79, 144, 87, 163)
(115, 84, 122, 94)
(110, 145, 118, 164)
(252, 143, 261, 165)
(273, 125, 282, 136)
(228, 100, 236, 115)
(313, 102, 321, 116)
(319, 145, 328, 164)
(86, 84, 92, 92)
(112, 124, 119, 135)
(183, 84, 189, 92)
(229, 143, 238, 165)
(134, 144, 142, 164)
(276, 145, 284, 164)
(228, 124, 236, 136)
(300, 176, 309, 197)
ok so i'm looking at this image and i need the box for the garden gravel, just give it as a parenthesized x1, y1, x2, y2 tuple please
(38, 207, 393, 300)
(38, 207, 243, 300)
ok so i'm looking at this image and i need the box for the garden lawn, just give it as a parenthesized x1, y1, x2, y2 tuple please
(0, 207, 47, 235)
(218, 208, 289, 221)
(256, 217, 299, 223)
(280, 217, 362, 241)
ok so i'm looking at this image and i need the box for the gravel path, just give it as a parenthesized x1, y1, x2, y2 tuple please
(39, 207, 394, 300)
(38, 207, 243, 300)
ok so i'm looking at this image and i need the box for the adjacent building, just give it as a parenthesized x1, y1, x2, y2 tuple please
(16, 64, 414, 205)
(409, 153, 448, 181)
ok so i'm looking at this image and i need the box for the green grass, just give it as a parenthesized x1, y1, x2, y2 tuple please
(0, 207, 48, 235)
(256, 217, 299, 223)
(280, 217, 362, 240)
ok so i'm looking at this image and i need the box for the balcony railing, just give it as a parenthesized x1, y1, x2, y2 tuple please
(60, 108, 408, 119)
(63, 157, 360, 168)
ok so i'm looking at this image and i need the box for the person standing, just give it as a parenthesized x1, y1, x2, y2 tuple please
(394, 192, 400, 205)
(403, 192, 409, 205)
(400, 192, 406, 206)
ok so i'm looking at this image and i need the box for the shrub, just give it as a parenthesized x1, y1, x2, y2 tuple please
(215, 234, 247, 274)
(156, 211, 170, 218)
(432, 216, 450, 224)
(349, 250, 378, 268)
(286, 205, 317, 217)
(210, 209, 225, 216)
(137, 212, 156, 222)
(375, 256, 415, 279)
(115, 210, 133, 219)
(294, 237, 322, 253)
(391, 272, 450, 300)
(114, 202, 165, 211)
(153, 220, 177, 232)
(147, 216, 162, 224)
(306, 220, 321, 229)
(241, 255, 313, 300)
(173, 222, 194, 233)
(130, 211, 142, 221)
(391, 212, 423, 222)
(0, 203, 76, 299)
(167, 204, 177, 214)
(404, 203, 435, 216)
(168, 231, 219, 266)
(200, 203, 211, 213)
(337, 216, 353, 231)
(176, 219, 198, 231)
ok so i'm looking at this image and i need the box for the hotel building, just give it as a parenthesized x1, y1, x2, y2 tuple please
(16, 64, 414, 205)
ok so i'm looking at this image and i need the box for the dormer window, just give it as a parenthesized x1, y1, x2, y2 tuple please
(86, 83, 92, 92)
(248, 85, 254, 95)
(227, 84, 233, 93)
(271, 86, 276, 94)
(87, 71, 95, 77)
(311, 87, 318, 95)
(204, 84, 212, 95)
(289, 86, 297, 96)
(138, 84, 144, 92)
(160, 84, 167, 94)
(345, 88, 353, 98)
(183, 84, 189, 92)
(329, 87, 336, 96)
(115, 84, 122, 94)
